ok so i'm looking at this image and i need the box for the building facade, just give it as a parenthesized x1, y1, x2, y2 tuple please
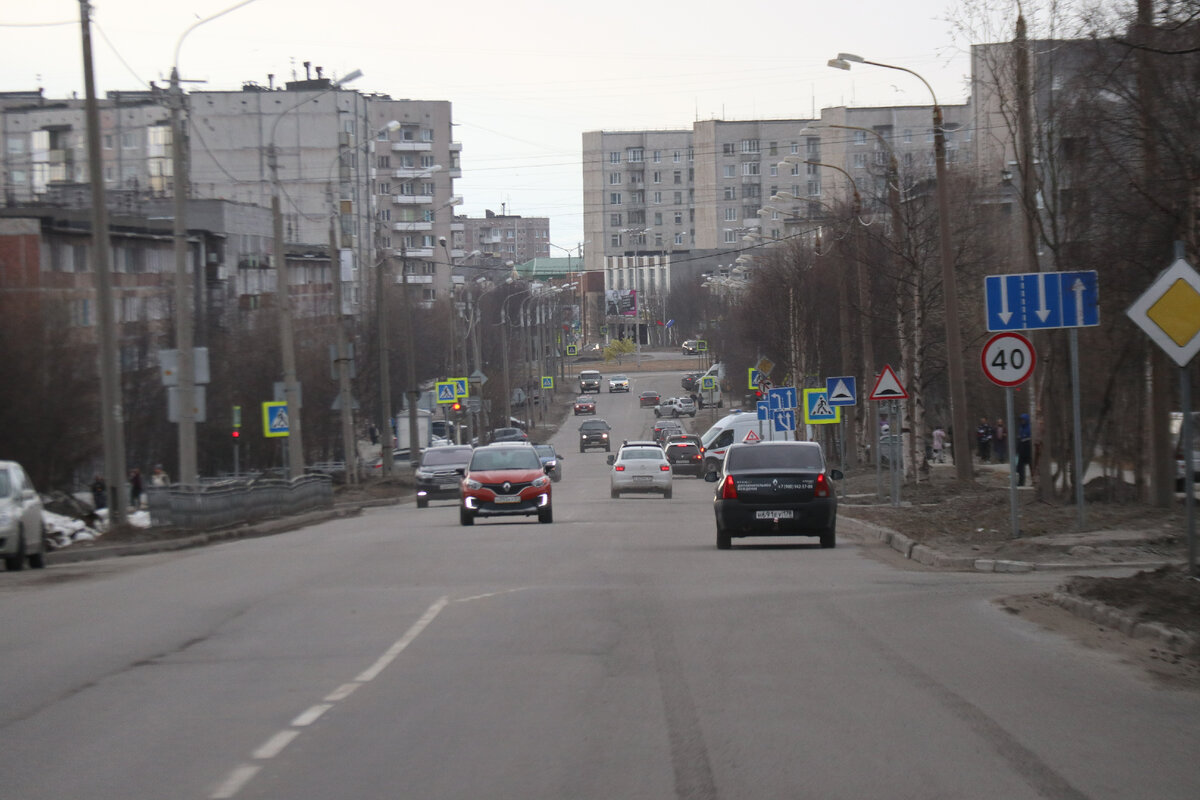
(458, 210, 550, 264)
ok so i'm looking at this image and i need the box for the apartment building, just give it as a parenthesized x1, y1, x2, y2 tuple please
(458, 210, 550, 264)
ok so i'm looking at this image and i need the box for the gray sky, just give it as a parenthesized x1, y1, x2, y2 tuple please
(4, 0, 983, 251)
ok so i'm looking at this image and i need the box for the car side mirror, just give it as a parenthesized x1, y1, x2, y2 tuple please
(544, 463, 555, 474)
(829, 469, 844, 480)
(606, 455, 615, 465)
(455, 468, 466, 476)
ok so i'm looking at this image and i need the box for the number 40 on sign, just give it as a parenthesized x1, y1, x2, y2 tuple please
(981, 332, 1036, 387)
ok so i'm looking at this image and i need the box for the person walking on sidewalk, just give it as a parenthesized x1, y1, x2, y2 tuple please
(976, 417, 993, 463)
(931, 425, 946, 463)
(1016, 413, 1033, 486)
(993, 418, 1007, 463)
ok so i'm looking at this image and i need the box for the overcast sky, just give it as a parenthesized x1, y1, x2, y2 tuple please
(4, 0, 996, 251)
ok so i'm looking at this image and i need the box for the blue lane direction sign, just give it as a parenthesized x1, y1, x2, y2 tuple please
(768, 386, 797, 412)
(773, 409, 796, 432)
(825, 376, 857, 406)
(985, 271, 1100, 331)
(756, 400, 771, 421)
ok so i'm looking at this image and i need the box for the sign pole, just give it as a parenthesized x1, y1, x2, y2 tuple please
(1184, 365, 1196, 575)
(891, 400, 901, 507)
(1006, 385, 1019, 539)
(1069, 328, 1086, 528)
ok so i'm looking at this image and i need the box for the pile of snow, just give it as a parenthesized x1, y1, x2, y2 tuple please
(43, 507, 152, 549)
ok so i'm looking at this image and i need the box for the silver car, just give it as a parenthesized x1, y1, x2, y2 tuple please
(607, 443, 673, 499)
(1, 460, 46, 571)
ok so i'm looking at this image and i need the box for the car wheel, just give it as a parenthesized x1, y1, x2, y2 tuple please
(654, 409, 661, 417)
(820, 521, 837, 549)
(538, 505, 553, 523)
(28, 527, 45, 569)
(459, 507, 475, 526)
(716, 528, 732, 550)
(704, 458, 721, 476)
(5, 531, 26, 571)
(605, 445, 610, 452)
(663, 487, 673, 499)
(611, 487, 619, 499)
(580, 445, 586, 453)
(689, 412, 696, 417)
(417, 496, 429, 509)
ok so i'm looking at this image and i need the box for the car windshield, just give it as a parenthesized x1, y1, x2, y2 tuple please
(621, 448, 664, 460)
(0, 471, 10, 497)
(577, 396, 592, 402)
(470, 448, 541, 471)
(422, 448, 471, 467)
(534, 445, 556, 458)
(612, 375, 627, 381)
(727, 443, 824, 470)
(581, 421, 609, 430)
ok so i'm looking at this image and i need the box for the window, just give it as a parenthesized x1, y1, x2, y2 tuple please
(654, 233, 663, 246)
(610, 151, 621, 164)
(904, 129, 913, 143)
(853, 153, 867, 169)
(806, 137, 820, 158)
(610, 192, 622, 205)
(723, 165, 736, 178)
(743, 184, 760, 198)
(790, 141, 799, 154)
(420, 155, 436, 168)
(121, 132, 136, 149)
(673, 171, 682, 184)
(611, 234, 623, 247)
(673, 191, 682, 204)
(807, 180, 821, 196)
(652, 171, 662, 183)
(673, 150, 681, 163)
(724, 208, 737, 221)
(807, 162, 819, 176)
(611, 213, 623, 226)
(743, 204, 759, 218)
(724, 230, 738, 243)
(674, 232, 684, 245)
(629, 171, 644, 185)
(791, 164, 801, 176)
(421, 129, 434, 142)
(652, 191, 662, 204)
(610, 172, 622, 185)
(769, 165, 778, 177)
(723, 186, 737, 200)
(422, 181, 435, 195)
(652, 150, 661, 163)
(654, 212, 663, 225)
(377, 156, 390, 168)
(674, 211, 683, 225)
(743, 162, 759, 176)
(628, 147, 643, 162)
(741, 139, 759, 153)
(854, 130, 867, 146)
(687, 147, 694, 161)
(379, 209, 391, 221)
(102, 135, 113, 150)
(722, 143, 736, 156)
(378, 182, 390, 195)
(768, 141, 778, 156)
(400, 154, 415, 168)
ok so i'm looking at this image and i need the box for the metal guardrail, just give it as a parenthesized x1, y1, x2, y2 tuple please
(145, 474, 334, 531)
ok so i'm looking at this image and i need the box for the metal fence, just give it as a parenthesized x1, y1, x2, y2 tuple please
(145, 474, 333, 531)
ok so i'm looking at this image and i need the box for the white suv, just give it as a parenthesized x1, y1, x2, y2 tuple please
(655, 397, 697, 418)
(608, 374, 630, 392)
(1, 461, 46, 571)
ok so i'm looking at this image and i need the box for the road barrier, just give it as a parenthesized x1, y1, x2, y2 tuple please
(146, 474, 333, 531)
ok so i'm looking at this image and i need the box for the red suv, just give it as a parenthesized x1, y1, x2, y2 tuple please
(459, 443, 553, 525)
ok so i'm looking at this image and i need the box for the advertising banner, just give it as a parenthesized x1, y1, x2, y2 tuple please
(605, 289, 638, 317)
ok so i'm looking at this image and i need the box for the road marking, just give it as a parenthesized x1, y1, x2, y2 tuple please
(324, 683, 360, 702)
(456, 587, 529, 604)
(292, 703, 333, 727)
(210, 765, 260, 799)
(355, 595, 450, 682)
(253, 730, 300, 759)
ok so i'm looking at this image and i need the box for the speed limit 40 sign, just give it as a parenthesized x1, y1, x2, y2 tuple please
(981, 332, 1036, 387)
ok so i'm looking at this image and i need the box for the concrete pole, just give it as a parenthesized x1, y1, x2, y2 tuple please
(377, 248, 393, 476)
(169, 67, 197, 487)
(79, 0, 127, 524)
(330, 213, 357, 484)
(269, 148, 304, 479)
(402, 249, 421, 467)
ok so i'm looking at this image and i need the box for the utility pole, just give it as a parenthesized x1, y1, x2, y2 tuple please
(377, 246, 393, 476)
(330, 207, 357, 484)
(269, 148, 305, 479)
(402, 248, 421, 466)
(169, 66, 197, 486)
(79, 0, 127, 524)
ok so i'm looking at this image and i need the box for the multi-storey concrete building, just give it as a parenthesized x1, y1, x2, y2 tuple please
(458, 210, 550, 264)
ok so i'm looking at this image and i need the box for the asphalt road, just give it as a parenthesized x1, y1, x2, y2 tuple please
(2, 370, 1199, 799)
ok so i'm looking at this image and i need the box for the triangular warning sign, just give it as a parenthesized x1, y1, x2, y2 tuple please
(743, 429, 761, 443)
(829, 379, 853, 402)
(869, 365, 909, 400)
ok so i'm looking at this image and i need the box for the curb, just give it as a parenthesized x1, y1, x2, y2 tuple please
(44, 505, 365, 566)
(1050, 591, 1200, 657)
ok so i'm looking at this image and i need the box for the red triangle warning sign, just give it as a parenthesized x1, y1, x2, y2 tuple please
(743, 429, 761, 442)
(869, 365, 909, 400)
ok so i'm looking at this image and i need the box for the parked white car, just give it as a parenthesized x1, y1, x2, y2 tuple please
(1, 460, 46, 571)
(607, 443, 673, 499)
(654, 396, 697, 418)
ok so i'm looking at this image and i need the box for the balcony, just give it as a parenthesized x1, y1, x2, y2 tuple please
(448, 167, 462, 178)
(449, 222, 464, 232)
(392, 168, 440, 179)
(401, 249, 435, 259)
(392, 195, 434, 204)
(401, 273, 434, 284)
(392, 221, 432, 232)
(391, 141, 432, 152)
(449, 142, 463, 152)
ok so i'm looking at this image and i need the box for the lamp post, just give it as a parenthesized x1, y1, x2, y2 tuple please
(619, 227, 649, 365)
(829, 53, 972, 483)
(268, 67, 362, 478)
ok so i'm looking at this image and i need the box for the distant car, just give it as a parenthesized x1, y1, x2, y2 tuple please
(608, 443, 673, 498)
(639, 390, 661, 408)
(654, 396, 696, 418)
(681, 372, 701, 392)
(653, 419, 683, 446)
(573, 395, 597, 415)
(533, 444, 564, 482)
(414, 445, 473, 508)
(459, 443, 553, 525)
(682, 339, 702, 355)
(0, 460, 45, 571)
(707, 441, 842, 550)
(664, 436, 704, 476)
(579, 369, 602, 393)
(608, 374, 630, 392)
(579, 418, 613, 452)
(490, 426, 528, 443)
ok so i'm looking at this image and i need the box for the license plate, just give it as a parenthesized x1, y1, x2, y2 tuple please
(756, 510, 794, 519)
(634, 476, 652, 482)
(494, 495, 522, 504)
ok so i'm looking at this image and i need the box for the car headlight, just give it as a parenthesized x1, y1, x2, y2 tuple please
(532, 475, 551, 488)
(464, 478, 482, 490)
(415, 470, 433, 480)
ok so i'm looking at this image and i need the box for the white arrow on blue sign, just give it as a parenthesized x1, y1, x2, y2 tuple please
(756, 400, 771, 421)
(825, 376, 857, 406)
(773, 409, 796, 432)
(768, 386, 797, 412)
(985, 271, 1099, 331)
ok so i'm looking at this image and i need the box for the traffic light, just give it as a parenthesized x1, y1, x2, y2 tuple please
(754, 389, 764, 399)
(232, 429, 240, 441)
(451, 402, 461, 412)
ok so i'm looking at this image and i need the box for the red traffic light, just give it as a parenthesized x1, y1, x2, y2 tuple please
(231, 430, 240, 439)
(754, 389, 763, 399)
(451, 402, 461, 412)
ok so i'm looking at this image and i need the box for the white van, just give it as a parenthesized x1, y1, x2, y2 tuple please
(698, 410, 765, 473)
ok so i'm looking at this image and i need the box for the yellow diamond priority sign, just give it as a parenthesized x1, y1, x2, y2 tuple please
(1127, 258, 1200, 367)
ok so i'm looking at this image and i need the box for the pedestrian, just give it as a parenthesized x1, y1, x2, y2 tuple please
(931, 425, 946, 463)
(1016, 413, 1033, 486)
(151, 464, 170, 487)
(90, 474, 107, 510)
(975, 417, 993, 462)
(129, 468, 143, 510)
(368, 422, 379, 446)
(993, 418, 1007, 463)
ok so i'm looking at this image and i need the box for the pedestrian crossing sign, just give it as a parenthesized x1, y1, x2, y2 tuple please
(452, 377, 468, 398)
(262, 401, 290, 437)
(436, 381, 457, 404)
(542, 376, 554, 390)
(803, 388, 840, 424)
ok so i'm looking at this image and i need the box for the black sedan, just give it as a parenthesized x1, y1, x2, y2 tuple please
(664, 437, 704, 476)
(639, 390, 661, 408)
(706, 441, 842, 550)
(414, 445, 473, 508)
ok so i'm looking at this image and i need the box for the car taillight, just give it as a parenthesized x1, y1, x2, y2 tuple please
(660, 464, 670, 471)
(721, 474, 737, 499)
(615, 465, 625, 471)
(814, 473, 830, 498)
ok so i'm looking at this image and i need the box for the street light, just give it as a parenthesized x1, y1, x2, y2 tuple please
(268, 67, 363, 478)
(829, 51, 972, 482)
